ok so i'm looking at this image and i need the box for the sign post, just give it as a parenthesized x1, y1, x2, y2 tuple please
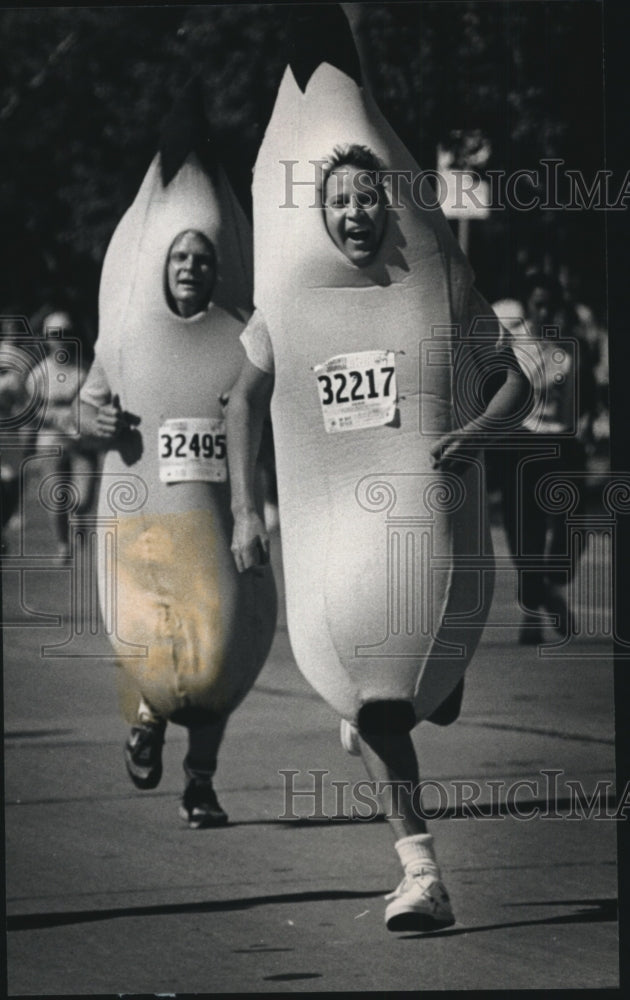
(437, 135, 491, 252)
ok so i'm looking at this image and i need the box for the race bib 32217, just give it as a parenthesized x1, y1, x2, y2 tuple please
(313, 350, 397, 433)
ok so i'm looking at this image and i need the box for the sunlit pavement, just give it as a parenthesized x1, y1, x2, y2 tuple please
(3, 475, 619, 993)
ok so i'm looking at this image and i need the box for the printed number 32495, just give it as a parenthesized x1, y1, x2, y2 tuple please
(160, 432, 226, 459)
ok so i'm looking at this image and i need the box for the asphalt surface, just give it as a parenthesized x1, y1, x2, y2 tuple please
(2, 470, 620, 994)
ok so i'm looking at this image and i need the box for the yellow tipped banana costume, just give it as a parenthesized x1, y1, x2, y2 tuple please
(85, 87, 276, 722)
(247, 9, 505, 729)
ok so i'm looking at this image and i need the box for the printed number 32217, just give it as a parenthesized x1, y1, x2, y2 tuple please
(317, 366, 394, 406)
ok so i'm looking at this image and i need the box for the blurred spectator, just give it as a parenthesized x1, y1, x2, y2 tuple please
(558, 263, 609, 462)
(24, 310, 99, 561)
(0, 319, 33, 545)
(491, 272, 599, 643)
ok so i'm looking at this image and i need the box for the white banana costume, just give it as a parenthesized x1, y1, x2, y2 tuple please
(89, 94, 276, 723)
(250, 14, 497, 729)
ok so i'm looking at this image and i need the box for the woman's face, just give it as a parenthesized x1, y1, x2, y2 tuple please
(166, 231, 216, 317)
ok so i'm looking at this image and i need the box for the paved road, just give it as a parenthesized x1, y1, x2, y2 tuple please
(3, 473, 619, 993)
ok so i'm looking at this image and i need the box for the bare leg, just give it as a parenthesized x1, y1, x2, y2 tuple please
(53, 453, 71, 554)
(355, 709, 455, 930)
(357, 727, 427, 838)
(71, 450, 99, 516)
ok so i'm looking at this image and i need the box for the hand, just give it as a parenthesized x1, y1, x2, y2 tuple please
(95, 394, 139, 441)
(231, 510, 270, 573)
(430, 428, 477, 475)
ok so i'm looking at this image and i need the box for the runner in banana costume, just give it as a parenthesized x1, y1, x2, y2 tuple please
(80, 82, 277, 828)
(228, 8, 530, 928)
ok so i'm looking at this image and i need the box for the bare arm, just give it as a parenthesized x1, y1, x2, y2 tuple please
(226, 357, 275, 572)
(433, 359, 531, 462)
(77, 357, 133, 450)
(431, 290, 533, 472)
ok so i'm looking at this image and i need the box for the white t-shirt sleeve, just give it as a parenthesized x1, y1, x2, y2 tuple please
(240, 308, 275, 375)
(79, 355, 112, 409)
(467, 285, 513, 352)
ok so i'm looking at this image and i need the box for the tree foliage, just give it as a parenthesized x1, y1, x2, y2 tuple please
(0, 2, 607, 335)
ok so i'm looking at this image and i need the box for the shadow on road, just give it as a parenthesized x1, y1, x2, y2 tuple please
(8, 891, 616, 939)
(7, 888, 389, 931)
(399, 897, 616, 939)
(6, 795, 622, 820)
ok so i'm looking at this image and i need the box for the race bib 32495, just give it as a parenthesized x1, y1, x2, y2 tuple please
(158, 417, 227, 483)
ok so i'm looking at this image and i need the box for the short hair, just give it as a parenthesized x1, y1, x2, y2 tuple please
(323, 143, 387, 204)
(166, 229, 215, 261)
(326, 143, 386, 176)
(164, 229, 216, 315)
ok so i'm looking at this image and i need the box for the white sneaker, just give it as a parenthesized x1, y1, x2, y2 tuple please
(340, 719, 361, 755)
(385, 866, 455, 932)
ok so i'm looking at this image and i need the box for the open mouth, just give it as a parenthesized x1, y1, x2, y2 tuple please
(346, 227, 371, 244)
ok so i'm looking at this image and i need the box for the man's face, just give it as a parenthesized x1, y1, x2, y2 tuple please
(167, 231, 216, 317)
(323, 165, 387, 267)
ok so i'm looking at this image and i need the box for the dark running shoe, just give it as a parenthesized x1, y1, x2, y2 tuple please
(124, 721, 166, 790)
(179, 780, 228, 829)
(426, 678, 465, 726)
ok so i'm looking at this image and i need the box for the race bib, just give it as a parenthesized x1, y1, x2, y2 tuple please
(314, 350, 397, 433)
(158, 417, 227, 483)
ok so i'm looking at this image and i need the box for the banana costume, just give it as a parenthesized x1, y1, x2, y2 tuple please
(87, 99, 276, 722)
(249, 13, 497, 728)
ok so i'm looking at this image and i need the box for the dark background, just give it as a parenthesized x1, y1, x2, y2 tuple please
(0, 1, 608, 342)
